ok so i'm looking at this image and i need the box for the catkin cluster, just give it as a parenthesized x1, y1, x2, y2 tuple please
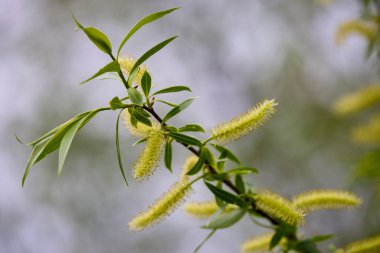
(118, 56, 147, 86)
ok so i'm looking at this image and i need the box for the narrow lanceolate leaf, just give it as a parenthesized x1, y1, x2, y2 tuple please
(115, 109, 128, 186)
(58, 116, 88, 175)
(203, 209, 246, 229)
(127, 36, 177, 85)
(162, 98, 194, 124)
(117, 7, 179, 57)
(72, 14, 112, 54)
(205, 183, 247, 208)
(270, 224, 286, 249)
(152, 86, 191, 96)
(26, 111, 90, 146)
(81, 61, 120, 84)
(211, 144, 241, 165)
(131, 108, 152, 127)
(128, 88, 143, 105)
(164, 142, 173, 172)
(22, 141, 49, 187)
(141, 71, 152, 97)
(226, 167, 258, 175)
(168, 132, 201, 147)
(186, 150, 206, 175)
(178, 124, 205, 133)
(235, 175, 245, 193)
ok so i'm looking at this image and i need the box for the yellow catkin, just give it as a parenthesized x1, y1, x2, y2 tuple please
(118, 56, 147, 86)
(183, 201, 237, 219)
(180, 156, 199, 181)
(133, 130, 165, 180)
(211, 99, 277, 144)
(345, 235, 380, 253)
(352, 114, 380, 144)
(122, 110, 159, 137)
(255, 191, 304, 226)
(292, 190, 362, 213)
(129, 181, 192, 231)
(333, 84, 380, 115)
(241, 233, 275, 253)
(335, 20, 377, 46)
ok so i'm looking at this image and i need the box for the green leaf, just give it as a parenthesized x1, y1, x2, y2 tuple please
(155, 100, 178, 107)
(127, 66, 140, 87)
(152, 86, 191, 96)
(109, 96, 125, 110)
(187, 150, 206, 175)
(117, 8, 179, 57)
(193, 229, 217, 253)
(294, 240, 322, 253)
(168, 132, 201, 147)
(178, 124, 205, 133)
(141, 71, 152, 97)
(270, 224, 286, 249)
(115, 109, 128, 186)
(310, 234, 335, 243)
(205, 182, 247, 207)
(235, 175, 245, 193)
(203, 209, 246, 229)
(131, 108, 152, 126)
(26, 111, 90, 146)
(97, 72, 121, 81)
(226, 167, 258, 175)
(162, 98, 194, 124)
(72, 14, 112, 54)
(164, 142, 172, 173)
(128, 88, 143, 105)
(203, 147, 217, 168)
(58, 116, 89, 175)
(126, 36, 177, 85)
(212, 144, 240, 165)
(132, 137, 148, 146)
(22, 140, 49, 187)
(81, 61, 120, 84)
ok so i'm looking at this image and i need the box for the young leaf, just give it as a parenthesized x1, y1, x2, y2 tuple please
(226, 167, 258, 175)
(152, 86, 191, 96)
(131, 108, 152, 127)
(128, 88, 143, 105)
(161, 98, 194, 124)
(164, 142, 173, 172)
(178, 124, 205, 133)
(81, 61, 120, 84)
(109, 96, 125, 110)
(155, 100, 178, 107)
(115, 109, 128, 186)
(202, 209, 246, 229)
(72, 14, 112, 54)
(187, 150, 207, 175)
(117, 7, 179, 57)
(235, 175, 245, 193)
(212, 144, 241, 165)
(141, 71, 152, 97)
(167, 132, 201, 147)
(205, 182, 247, 207)
(22, 140, 49, 187)
(270, 224, 286, 249)
(126, 36, 177, 85)
(58, 116, 89, 175)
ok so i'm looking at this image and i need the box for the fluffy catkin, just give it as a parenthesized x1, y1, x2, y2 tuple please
(292, 190, 362, 213)
(183, 201, 237, 219)
(255, 191, 304, 226)
(118, 56, 147, 86)
(332, 84, 380, 115)
(129, 181, 192, 231)
(345, 235, 380, 253)
(133, 130, 165, 180)
(335, 20, 377, 45)
(122, 110, 159, 137)
(352, 114, 380, 144)
(241, 233, 275, 253)
(211, 99, 277, 144)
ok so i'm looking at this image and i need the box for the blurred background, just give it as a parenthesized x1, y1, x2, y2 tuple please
(1, 0, 380, 252)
